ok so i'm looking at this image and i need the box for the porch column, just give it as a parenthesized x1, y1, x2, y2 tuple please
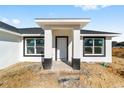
(72, 29, 81, 70)
(43, 29, 52, 69)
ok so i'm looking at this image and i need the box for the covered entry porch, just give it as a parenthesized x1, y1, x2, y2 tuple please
(35, 18, 90, 70)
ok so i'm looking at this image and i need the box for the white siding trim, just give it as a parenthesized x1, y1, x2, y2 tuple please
(0, 28, 21, 36)
(22, 34, 44, 36)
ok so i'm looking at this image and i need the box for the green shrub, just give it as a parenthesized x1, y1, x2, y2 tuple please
(100, 63, 109, 68)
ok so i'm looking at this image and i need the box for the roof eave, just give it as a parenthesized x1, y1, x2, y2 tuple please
(81, 34, 120, 37)
(22, 34, 44, 36)
(0, 28, 21, 36)
(35, 18, 91, 29)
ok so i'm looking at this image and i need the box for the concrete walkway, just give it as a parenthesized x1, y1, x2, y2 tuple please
(51, 61, 73, 71)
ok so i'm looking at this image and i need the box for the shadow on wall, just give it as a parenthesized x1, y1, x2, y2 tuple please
(0, 30, 21, 69)
(0, 30, 21, 42)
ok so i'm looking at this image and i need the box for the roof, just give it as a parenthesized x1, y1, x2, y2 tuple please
(0, 21, 120, 35)
(0, 21, 44, 34)
(112, 41, 124, 47)
(19, 28, 44, 34)
(19, 29, 118, 35)
(0, 21, 19, 33)
(81, 30, 119, 34)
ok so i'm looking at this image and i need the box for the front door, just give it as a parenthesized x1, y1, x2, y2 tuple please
(56, 36, 68, 61)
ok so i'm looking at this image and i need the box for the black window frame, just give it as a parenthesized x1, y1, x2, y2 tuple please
(83, 37, 106, 57)
(23, 36, 44, 57)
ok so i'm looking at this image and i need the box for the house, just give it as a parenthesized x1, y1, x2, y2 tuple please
(112, 41, 118, 47)
(112, 41, 124, 48)
(0, 18, 119, 70)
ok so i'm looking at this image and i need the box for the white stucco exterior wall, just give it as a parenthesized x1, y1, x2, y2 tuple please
(45, 29, 52, 58)
(81, 36, 112, 63)
(0, 31, 21, 68)
(73, 29, 81, 58)
(20, 56, 42, 62)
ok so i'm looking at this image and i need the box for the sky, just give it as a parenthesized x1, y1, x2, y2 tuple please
(0, 5, 123, 42)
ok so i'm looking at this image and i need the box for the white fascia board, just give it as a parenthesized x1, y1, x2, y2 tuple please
(35, 18, 91, 28)
(22, 34, 44, 37)
(0, 28, 21, 36)
(35, 18, 91, 23)
(81, 34, 120, 37)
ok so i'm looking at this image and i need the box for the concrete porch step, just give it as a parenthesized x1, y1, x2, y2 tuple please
(51, 61, 73, 71)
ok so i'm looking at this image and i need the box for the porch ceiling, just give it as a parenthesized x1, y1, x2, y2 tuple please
(35, 18, 91, 29)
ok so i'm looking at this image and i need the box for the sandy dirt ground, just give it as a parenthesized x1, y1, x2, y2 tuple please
(0, 62, 79, 88)
(80, 57, 124, 88)
(0, 48, 123, 88)
(112, 48, 124, 58)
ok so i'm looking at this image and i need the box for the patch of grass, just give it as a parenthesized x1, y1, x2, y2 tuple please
(100, 63, 109, 68)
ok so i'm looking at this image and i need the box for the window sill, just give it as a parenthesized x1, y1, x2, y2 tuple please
(24, 54, 44, 57)
(83, 54, 105, 57)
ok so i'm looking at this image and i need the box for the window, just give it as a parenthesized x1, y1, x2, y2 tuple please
(83, 37, 105, 56)
(25, 37, 44, 56)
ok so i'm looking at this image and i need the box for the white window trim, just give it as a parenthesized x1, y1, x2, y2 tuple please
(25, 37, 44, 56)
(83, 38, 105, 56)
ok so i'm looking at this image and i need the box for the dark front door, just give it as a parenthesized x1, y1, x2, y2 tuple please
(55, 36, 68, 61)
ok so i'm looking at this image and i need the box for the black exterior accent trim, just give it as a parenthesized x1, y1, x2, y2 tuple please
(55, 36, 68, 61)
(83, 37, 106, 57)
(42, 58, 52, 69)
(72, 58, 80, 70)
(23, 36, 44, 57)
